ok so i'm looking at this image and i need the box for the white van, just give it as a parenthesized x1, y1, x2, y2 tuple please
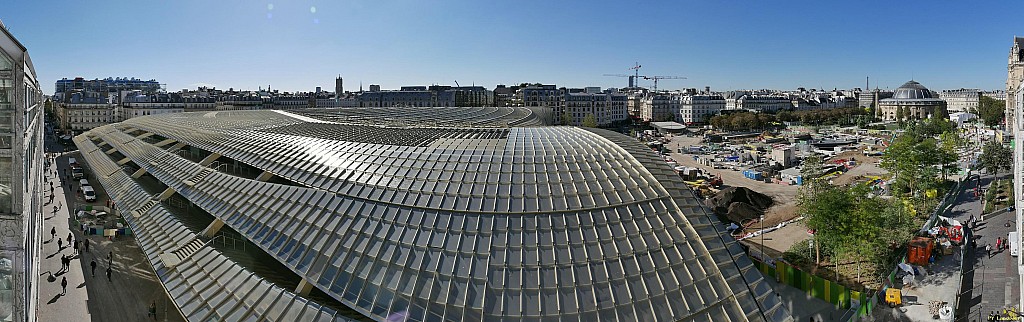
(68, 157, 78, 167)
(79, 179, 90, 187)
(1009, 231, 1019, 257)
(82, 186, 97, 202)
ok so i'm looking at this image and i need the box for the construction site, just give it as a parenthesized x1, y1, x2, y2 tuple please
(640, 127, 890, 256)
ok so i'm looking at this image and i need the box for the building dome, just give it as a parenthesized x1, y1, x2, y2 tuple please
(892, 80, 934, 99)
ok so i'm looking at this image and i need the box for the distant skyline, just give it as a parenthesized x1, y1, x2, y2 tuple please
(3, 1, 1020, 95)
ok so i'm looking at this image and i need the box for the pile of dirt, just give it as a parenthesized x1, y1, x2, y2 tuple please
(705, 187, 774, 224)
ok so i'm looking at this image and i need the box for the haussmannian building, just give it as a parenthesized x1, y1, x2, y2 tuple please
(938, 88, 981, 113)
(73, 107, 791, 321)
(0, 19, 44, 322)
(55, 94, 115, 134)
(561, 91, 628, 126)
(678, 94, 725, 124)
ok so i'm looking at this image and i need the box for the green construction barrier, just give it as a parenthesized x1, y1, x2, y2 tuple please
(810, 275, 825, 299)
(778, 262, 794, 285)
(827, 282, 848, 308)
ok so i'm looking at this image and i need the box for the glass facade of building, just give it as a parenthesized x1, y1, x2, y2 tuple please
(76, 108, 791, 321)
(0, 20, 44, 322)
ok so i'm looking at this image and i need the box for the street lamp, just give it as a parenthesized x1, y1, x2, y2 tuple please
(761, 215, 765, 258)
(760, 215, 771, 262)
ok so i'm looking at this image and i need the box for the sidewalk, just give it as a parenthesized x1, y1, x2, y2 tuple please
(52, 150, 186, 322)
(954, 174, 1020, 320)
(35, 153, 93, 321)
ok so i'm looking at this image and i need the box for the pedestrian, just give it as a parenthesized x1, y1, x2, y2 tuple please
(997, 237, 1003, 251)
(57, 238, 62, 250)
(107, 252, 112, 267)
(84, 239, 89, 253)
(90, 259, 96, 277)
(50, 227, 56, 240)
(105, 266, 111, 282)
(73, 240, 79, 255)
(148, 301, 157, 319)
(66, 233, 71, 246)
(60, 254, 68, 271)
(987, 244, 993, 257)
(60, 276, 67, 295)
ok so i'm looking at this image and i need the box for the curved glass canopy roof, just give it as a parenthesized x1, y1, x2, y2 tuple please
(75, 107, 791, 322)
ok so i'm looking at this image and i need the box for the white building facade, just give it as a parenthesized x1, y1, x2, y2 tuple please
(678, 94, 725, 124)
(59, 102, 115, 132)
(0, 20, 44, 322)
(737, 94, 791, 113)
(562, 91, 627, 126)
(939, 89, 980, 113)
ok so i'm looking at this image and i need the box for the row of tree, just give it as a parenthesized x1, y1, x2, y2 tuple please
(798, 177, 916, 284)
(974, 96, 1006, 127)
(880, 121, 961, 196)
(708, 107, 870, 132)
(797, 119, 965, 286)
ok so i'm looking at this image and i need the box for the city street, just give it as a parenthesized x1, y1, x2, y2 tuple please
(37, 124, 185, 321)
(957, 173, 1020, 320)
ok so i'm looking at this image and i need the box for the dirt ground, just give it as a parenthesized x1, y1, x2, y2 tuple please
(827, 150, 886, 187)
(664, 134, 890, 255)
(666, 135, 801, 227)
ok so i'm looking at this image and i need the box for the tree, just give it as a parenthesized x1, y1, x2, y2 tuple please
(978, 141, 1012, 177)
(777, 110, 794, 123)
(731, 114, 746, 130)
(561, 111, 572, 126)
(938, 130, 964, 180)
(978, 96, 1006, 127)
(981, 97, 1004, 124)
(932, 105, 949, 120)
(582, 114, 598, 128)
(895, 105, 905, 122)
(710, 115, 726, 130)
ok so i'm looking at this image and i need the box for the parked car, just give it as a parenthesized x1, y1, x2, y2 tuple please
(71, 166, 84, 179)
(82, 186, 97, 202)
(79, 179, 90, 187)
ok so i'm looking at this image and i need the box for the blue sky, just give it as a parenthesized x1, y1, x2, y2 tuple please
(2, 1, 1019, 94)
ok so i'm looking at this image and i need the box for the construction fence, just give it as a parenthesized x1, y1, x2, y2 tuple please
(752, 257, 875, 321)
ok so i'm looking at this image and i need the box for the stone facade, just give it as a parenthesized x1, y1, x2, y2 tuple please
(878, 80, 947, 121)
(1008, 37, 1024, 130)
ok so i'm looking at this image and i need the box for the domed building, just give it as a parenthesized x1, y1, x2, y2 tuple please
(878, 80, 947, 121)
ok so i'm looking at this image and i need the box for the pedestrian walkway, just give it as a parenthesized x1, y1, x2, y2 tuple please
(953, 174, 1020, 320)
(35, 152, 93, 321)
(49, 150, 186, 322)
